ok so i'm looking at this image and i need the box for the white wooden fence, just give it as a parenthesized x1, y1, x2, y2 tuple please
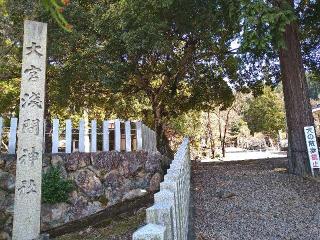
(133, 138, 190, 240)
(0, 117, 157, 154)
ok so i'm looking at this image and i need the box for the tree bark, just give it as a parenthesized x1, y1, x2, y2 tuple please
(221, 109, 231, 157)
(153, 105, 174, 159)
(44, 84, 52, 153)
(279, 0, 314, 176)
(207, 111, 215, 158)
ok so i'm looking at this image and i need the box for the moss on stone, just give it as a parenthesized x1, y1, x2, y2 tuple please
(97, 195, 109, 207)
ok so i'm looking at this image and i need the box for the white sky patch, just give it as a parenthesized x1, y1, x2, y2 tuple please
(230, 39, 240, 51)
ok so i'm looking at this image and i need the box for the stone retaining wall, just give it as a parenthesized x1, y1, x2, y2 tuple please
(0, 151, 169, 239)
(133, 138, 190, 240)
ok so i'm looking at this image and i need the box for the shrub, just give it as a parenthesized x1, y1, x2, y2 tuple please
(42, 166, 73, 204)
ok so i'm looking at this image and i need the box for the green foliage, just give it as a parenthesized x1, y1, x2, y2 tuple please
(307, 72, 320, 100)
(169, 110, 204, 148)
(0, 78, 19, 117)
(240, 0, 296, 53)
(235, 1, 319, 94)
(41, 0, 72, 32)
(42, 166, 73, 204)
(230, 119, 250, 138)
(244, 87, 286, 137)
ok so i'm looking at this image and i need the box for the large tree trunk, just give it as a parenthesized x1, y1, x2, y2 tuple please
(279, 0, 314, 176)
(221, 109, 231, 158)
(153, 105, 174, 159)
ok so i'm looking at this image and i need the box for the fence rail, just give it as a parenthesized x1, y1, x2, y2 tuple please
(133, 138, 190, 240)
(0, 117, 157, 154)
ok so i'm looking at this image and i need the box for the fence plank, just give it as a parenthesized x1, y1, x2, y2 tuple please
(103, 120, 110, 151)
(84, 120, 90, 153)
(91, 120, 97, 152)
(8, 117, 18, 154)
(78, 119, 85, 152)
(125, 120, 131, 152)
(0, 117, 3, 152)
(52, 119, 59, 153)
(114, 119, 121, 151)
(147, 127, 151, 151)
(136, 121, 142, 150)
(65, 119, 72, 153)
(154, 130, 157, 151)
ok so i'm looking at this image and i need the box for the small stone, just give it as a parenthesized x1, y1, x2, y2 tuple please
(122, 189, 147, 201)
(4, 155, 16, 174)
(0, 159, 5, 169)
(3, 194, 14, 215)
(41, 203, 70, 229)
(85, 201, 102, 215)
(216, 190, 236, 199)
(0, 231, 10, 240)
(105, 189, 122, 206)
(42, 155, 51, 168)
(0, 170, 15, 192)
(149, 173, 162, 192)
(37, 233, 50, 240)
(85, 226, 93, 233)
(51, 154, 64, 166)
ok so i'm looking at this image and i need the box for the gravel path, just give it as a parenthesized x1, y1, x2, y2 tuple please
(191, 158, 320, 240)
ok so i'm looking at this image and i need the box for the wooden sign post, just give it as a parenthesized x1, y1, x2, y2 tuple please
(304, 126, 320, 177)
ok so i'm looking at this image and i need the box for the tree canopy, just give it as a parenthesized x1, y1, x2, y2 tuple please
(1, 0, 320, 172)
(244, 87, 286, 138)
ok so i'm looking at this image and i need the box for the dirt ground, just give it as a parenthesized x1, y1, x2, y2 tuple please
(55, 211, 145, 240)
(190, 158, 320, 240)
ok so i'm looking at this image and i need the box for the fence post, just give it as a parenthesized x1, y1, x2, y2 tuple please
(155, 188, 179, 240)
(147, 202, 173, 240)
(125, 121, 131, 152)
(136, 121, 142, 150)
(91, 120, 97, 152)
(114, 119, 121, 151)
(65, 119, 72, 153)
(103, 120, 109, 151)
(52, 119, 59, 153)
(79, 119, 85, 152)
(8, 117, 18, 154)
(0, 117, 3, 152)
(132, 224, 166, 240)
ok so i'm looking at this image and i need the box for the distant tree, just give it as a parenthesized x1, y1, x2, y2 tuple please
(244, 87, 286, 138)
(213, 93, 249, 157)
